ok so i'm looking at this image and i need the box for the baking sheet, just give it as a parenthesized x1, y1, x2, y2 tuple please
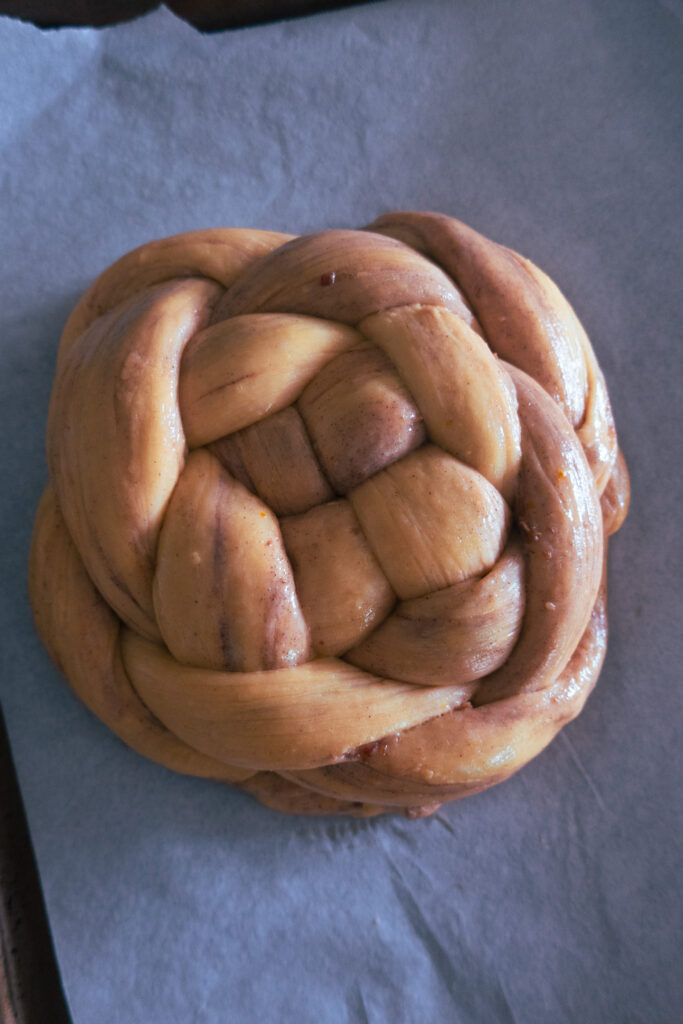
(1, 1, 681, 1021)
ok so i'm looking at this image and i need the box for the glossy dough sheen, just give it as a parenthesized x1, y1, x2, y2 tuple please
(29, 212, 630, 818)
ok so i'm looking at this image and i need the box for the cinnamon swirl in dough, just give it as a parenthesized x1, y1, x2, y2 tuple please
(29, 212, 629, 817)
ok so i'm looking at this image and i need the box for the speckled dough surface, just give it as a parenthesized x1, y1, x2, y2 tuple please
(29, 211, 629, 817)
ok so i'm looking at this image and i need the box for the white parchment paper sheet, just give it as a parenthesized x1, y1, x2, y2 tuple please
(1, 2, 681, 1021)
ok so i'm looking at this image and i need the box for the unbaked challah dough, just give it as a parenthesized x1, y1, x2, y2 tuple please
(29, 211, 629, 817)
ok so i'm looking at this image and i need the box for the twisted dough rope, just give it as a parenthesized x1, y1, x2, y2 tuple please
(29, 212, 630, 818)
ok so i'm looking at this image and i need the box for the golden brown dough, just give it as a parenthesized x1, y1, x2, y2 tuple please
(29, 212, 629, 817)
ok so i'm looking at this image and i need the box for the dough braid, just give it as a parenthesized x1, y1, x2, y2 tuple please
(29, 212, 629, 817)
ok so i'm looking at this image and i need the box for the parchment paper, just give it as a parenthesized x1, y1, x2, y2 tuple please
(1, 2, 681, 1021)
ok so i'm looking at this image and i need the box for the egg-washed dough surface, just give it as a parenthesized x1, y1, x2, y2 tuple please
(29, 211, 629, 816)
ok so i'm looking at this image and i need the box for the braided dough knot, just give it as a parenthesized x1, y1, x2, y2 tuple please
(29, 212, 629, 817)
